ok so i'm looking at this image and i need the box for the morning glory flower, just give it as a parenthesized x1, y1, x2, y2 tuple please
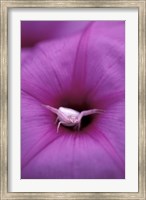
(21, 21, 125, 179)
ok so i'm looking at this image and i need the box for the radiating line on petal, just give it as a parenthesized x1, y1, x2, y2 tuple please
(88, 129, 125, 175)
(96, 90, 125, 108)
(22, 89, 43, 104)
(71, 22, 94, 96)
(22, 132, 62, 169)
(37, 46, 64, 94)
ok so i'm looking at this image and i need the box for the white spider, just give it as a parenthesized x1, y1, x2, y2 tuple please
(44, 105, 103, 132)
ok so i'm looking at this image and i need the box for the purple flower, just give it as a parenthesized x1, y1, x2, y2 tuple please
(21, 21, 125, 179)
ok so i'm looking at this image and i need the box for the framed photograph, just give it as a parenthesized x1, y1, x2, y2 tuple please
(1, 0, 145, 199)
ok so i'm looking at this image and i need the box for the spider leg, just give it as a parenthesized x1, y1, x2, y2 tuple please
(77, 122, 81, 131)
(43, 104, 58, 115)
(57, 121, 63, 133)
(73, 123, 81, 132)
(78, 109, 102, 122)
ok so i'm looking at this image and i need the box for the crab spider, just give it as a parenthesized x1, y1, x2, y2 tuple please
(44, 105, 103, 133)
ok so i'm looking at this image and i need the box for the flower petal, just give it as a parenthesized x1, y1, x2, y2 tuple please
(22, 133, 124, 179)
(21, 34, 81, 105)
(21, 91, 61, 169)
(21, 21, 90, 47)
